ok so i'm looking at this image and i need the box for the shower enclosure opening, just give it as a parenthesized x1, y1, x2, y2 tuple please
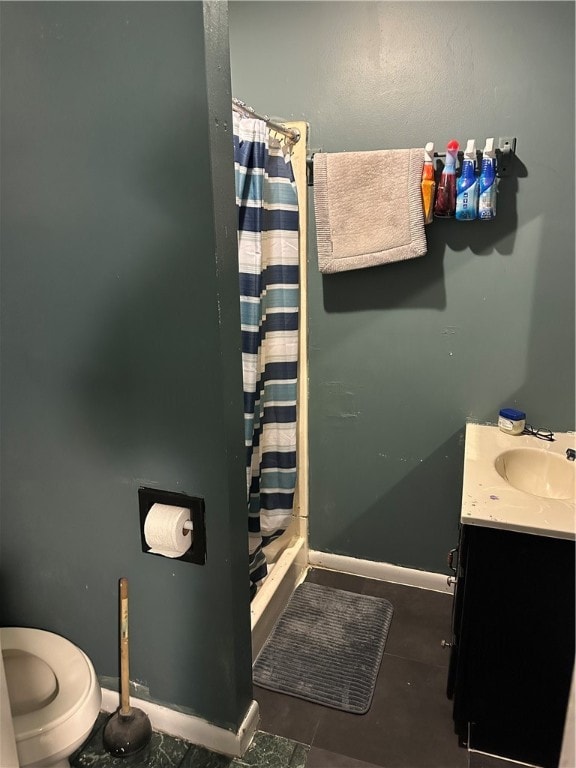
(232, 101, 309, 658)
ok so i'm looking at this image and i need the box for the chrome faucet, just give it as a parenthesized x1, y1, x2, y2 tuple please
(566, 449, 576, 461)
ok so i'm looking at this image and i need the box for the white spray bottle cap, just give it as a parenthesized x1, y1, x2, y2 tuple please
(483, 138, 496, 158)
(464, 139, 476, 160)
(424, 142, 434, 163)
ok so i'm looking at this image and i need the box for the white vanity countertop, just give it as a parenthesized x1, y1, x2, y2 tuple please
(461, 422, 576, 541)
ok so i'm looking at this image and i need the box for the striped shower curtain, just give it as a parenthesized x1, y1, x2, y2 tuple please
(233, 111, 299, 597)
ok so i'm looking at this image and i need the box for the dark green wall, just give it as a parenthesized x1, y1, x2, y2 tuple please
(1, 1, 253, 729)
(229, 2, 576, 573)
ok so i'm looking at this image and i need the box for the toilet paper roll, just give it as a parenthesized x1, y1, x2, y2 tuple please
(144, 503, 192, 558)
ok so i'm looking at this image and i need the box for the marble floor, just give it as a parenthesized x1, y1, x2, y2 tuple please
(71, 712, 309, 768)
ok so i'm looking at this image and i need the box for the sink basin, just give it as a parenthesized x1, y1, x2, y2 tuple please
(461, 423, 576, 540)
(495, 448, 575, 500)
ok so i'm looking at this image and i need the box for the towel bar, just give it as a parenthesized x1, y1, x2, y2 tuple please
(306, 137, 517, 184)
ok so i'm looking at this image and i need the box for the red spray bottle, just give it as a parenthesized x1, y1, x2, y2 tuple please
(434, 140, 459, 218)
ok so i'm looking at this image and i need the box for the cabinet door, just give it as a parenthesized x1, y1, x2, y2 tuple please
(453, 525, 575, 768)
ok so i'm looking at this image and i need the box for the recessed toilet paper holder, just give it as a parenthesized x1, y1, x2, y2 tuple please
(138, 487, 206, 565)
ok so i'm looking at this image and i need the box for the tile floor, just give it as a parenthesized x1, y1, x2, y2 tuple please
(253, 568, 466, 768)
(72, 568, 518, 767)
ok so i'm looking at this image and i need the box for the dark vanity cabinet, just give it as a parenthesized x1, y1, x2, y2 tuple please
(447, 523, 575, 768)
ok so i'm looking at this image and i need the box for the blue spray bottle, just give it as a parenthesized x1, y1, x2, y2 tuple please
(456, 139, 478, 220)
(478, 138, 497, 220)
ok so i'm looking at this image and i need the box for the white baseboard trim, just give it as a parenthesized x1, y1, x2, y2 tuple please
(101, 688, 259, 758)
(308, 550, 453, 594)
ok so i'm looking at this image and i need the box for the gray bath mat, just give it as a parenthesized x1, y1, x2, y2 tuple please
(253, 581, 393, 714)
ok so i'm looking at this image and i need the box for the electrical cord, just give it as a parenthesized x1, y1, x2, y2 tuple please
(523, 424, 555, 441)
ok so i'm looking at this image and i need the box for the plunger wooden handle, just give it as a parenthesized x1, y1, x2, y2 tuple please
(119, 577, 131, 716)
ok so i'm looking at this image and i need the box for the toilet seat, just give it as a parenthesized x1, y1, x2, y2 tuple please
(1, 627, 97, 741)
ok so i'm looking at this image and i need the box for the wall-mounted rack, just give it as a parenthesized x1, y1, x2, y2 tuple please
(306, 137, 517, 186)
(433, 137, 517, 178)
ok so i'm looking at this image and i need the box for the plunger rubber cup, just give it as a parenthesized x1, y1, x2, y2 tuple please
(103, 706, 153, 757)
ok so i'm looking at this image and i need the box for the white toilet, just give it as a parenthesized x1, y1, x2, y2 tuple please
(0, 627, 101, 768)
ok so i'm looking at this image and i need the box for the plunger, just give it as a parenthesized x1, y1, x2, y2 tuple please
(103, 577, 152, 757)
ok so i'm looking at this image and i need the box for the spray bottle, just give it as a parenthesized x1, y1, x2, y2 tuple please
(421, 142, 436, 225)
(434, 140, 459, 218)
(478, 137, 497, 220)
(456, 139, 478, 220)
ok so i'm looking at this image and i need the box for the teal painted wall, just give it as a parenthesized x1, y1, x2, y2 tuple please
(1, 1, 253, 729)
(229, 2, 575, 573)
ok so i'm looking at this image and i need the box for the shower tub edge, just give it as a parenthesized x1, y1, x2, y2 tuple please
(250, 535, 308, 662)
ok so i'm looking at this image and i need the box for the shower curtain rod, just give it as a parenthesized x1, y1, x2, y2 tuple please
(232, 98, 301, 144)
